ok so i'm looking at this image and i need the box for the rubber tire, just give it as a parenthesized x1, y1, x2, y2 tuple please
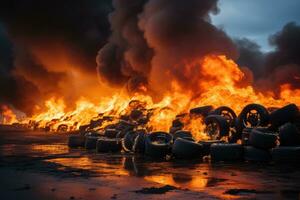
(145, 132, 173, 158)
(132, 132, 146, 154)
(211, 106, 237, 127)
(96, 138, 122, 153)
(172, 130, 193, 140)
(249, 129, 277, 150)
(172, 138, 204, 159)
(272, 147, 300, 163)
(269, 104, 299, 129)
(68, 135, 86, 148)
(279, 123, 300, 146)
(204, 115, 230, 138)
(210, 144, 244, 162)
(85, 136, 99, 150)
(122, 131, 139, 152)
(190, 106, 213, 117)
(241, 128, 252, 146)
(104, 129, 120, 139)
(237, 104, 269, 133)
(198, 140, 224, 156)
(169, 126, 182, 134)
(244, 146, 271, 162)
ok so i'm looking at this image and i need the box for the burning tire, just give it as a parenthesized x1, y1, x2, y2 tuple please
(172, 130, 193, 140)
(272, 147, 300, 163)
(204, 115, 230, 140)
(237, 104, 269, 132)
(169, 126, 182, 134)
(122, 131, 139, 152)
(198, 140, 224, 156)
(85, 136, 99, 150)
(172, 138, 204, 159)
(68, 135, 86, 148)
(249, 129, 278, 150)
(57, 124, 68, 132)
(190, 106, 213, 117)
(241, 128, 252, 146)
(96, 138, 122, 153)
(270, 104, 299, 129)
(211, 106, 237, 127)
(210, 143, 244, 161)
(104, 129, 120, 139)
(145, 132, 173, 158)
(279, 123, 300, 146)
(244, 146, 271, 162)
(132, 132, 146, 153)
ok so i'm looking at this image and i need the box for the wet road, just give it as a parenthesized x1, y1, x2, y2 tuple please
(0, 130, 300, 199)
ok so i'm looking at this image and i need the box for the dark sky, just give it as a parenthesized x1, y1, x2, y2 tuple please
(212, 0, 300, 51)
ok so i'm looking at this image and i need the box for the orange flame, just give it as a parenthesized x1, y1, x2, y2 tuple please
(2, 55, 299, 139)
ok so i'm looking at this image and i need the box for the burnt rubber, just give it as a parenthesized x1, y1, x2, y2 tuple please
(249, 129, 278, 150)
(204, 115, 230, 139)
(172, 138, 204, 159)
(172, 130, 193, 140)
(145, 132, 173, 158)
(122, 131, 139, 152)
(104, 129, 120, 139)
(237, 104, 269, 133)
(190, 106, 214, 117)
(210, 143, 244, 162)
(132, 132, 146, 154)
(272, 147, 300, 163)
(269, 104, 299, 129)
(68, 135, 86, 148)
(85, 136, 99, 150)
(244, 146, 271, 162)
(96, 138, 122, 153)
(198, 140, 224, 156)
(211, 106, 237, 127)
(279, 123, 300, 146)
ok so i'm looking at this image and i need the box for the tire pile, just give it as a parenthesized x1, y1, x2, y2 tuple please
(68, 103, 300, 163)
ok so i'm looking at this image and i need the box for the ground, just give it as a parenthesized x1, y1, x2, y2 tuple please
(0, 129, 299, 200)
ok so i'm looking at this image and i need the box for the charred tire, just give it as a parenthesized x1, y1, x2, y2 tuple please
(237, 104, 269, 132)
(272, 147, 300, 163)
(269, 104, 299, 129)
(190, 106, 213, 117)
(244, 146, 271, 162)
(145, 132, 173, 158)
(132, 132, 146, 154)
(198, 140, 224, 156)
(211, 106, 237, 127)
(172, 138, 204, 159)
(96, 138, 122, 153)
(204, 115, 230, 139)
(210, 144, 244, 162)
(122, 131, 139, 152)
(85, 136, 99, 150)
(169, 126, 182, 134)
(68, 135, 86, 148)
(249, 129, 277, 150)
(172, 130, 193, 140)
(104, 129, 120, 139)
(279, 123, 300, 146)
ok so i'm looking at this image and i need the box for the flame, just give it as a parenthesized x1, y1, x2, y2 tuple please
(2, 55, 299, 139)
(0, 105, 18, 124)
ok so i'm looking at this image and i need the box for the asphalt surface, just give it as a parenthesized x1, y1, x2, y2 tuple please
(0, 129, 300, 199)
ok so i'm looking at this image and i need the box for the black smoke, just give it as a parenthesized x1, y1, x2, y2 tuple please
(97, 0, 237, 94)
(0, 0, 113, 113)
(236, 22, 300, 92)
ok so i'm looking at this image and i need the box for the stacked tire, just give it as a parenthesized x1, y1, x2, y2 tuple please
(243, 129, 276, 162)
(269, 104, 300, 163)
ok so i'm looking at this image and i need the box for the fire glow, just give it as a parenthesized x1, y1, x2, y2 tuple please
(1, 55, 299, 140)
